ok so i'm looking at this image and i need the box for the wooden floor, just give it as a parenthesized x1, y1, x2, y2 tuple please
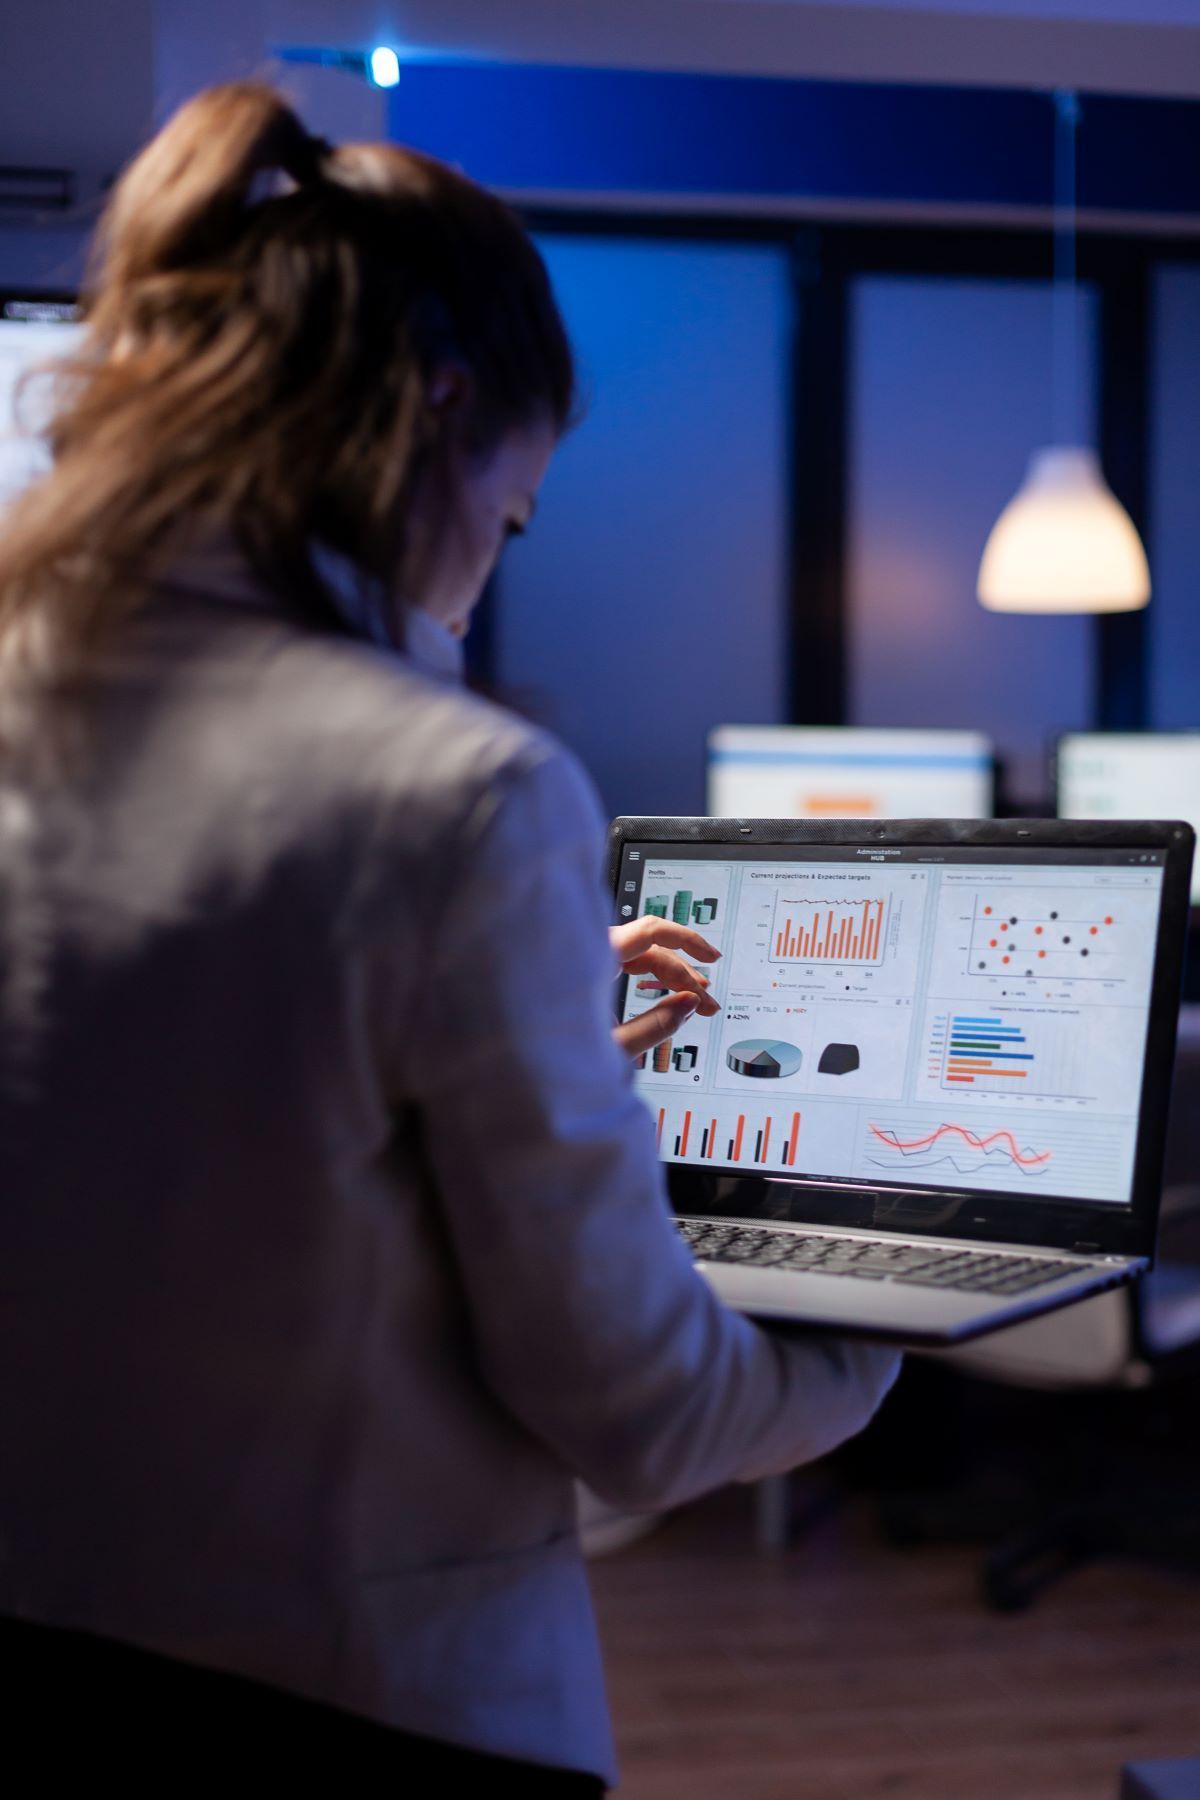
(590, 1480, 1200, 1800)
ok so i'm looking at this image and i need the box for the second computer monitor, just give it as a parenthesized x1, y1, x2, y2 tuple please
(0, 294, 83, 512)
(707, 726, 994, 821)
(1058, 732, 1200, 906)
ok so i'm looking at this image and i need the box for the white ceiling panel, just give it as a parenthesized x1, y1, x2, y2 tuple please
(270, 0, 1200, 98)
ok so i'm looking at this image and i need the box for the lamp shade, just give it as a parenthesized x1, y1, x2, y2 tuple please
(977, 447, 1150, 614)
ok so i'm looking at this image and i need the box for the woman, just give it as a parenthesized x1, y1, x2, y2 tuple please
(0, 85, 899, 1790)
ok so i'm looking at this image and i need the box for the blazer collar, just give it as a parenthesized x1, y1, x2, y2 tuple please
(160, 534, 465, 683)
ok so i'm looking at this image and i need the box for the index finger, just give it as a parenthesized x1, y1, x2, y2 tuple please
(623, 917, 721, 962)
(614, 992, 700, 1059)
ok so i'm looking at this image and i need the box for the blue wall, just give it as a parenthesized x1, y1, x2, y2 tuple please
(385, 64, 1200, 219)
(494, 234, 791, 819)
(1150, 266, 1200, 731)
(0, 228, 87, 292)
(847, 277, 1098, 801)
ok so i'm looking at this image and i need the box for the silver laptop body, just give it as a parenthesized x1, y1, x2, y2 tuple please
(609, 817, 1194, 1346)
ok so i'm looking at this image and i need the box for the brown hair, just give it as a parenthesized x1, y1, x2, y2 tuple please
(0, 81, 574, 674)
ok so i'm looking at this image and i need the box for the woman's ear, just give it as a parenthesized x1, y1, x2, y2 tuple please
(426, 363, 472, 414)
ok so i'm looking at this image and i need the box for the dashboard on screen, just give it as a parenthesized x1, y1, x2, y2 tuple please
(708, 726, 994, 822)
(617, 838, 1166, 1210)
(1058, 733, 1200, 906)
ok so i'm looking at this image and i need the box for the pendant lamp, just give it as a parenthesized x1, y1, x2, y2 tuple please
(977, 92, 1150, 615)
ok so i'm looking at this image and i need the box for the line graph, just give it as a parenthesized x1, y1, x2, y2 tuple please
(868, 1121, 1052, 1171)
(860, 1112, 1129, 1200)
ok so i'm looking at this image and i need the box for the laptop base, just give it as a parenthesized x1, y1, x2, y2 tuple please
(681, 1216, 1144, 1346)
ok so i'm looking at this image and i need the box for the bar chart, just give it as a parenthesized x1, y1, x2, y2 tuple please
(654, 1102, 803, 1169)
(918, 1002, 1131, 1107)
(940, 1013, 1034, 1088)
(644, 889, 719, 926)
(641, 1033, 710, 1079)
(771, 897, 887, 965)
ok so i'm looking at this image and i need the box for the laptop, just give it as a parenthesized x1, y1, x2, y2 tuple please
(609, 816, 1194, 1346)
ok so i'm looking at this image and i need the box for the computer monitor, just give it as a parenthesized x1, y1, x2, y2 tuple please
(707, 726, 994, 821)
(1057, 732, 1200, 908)
(0, 293, 83, 511)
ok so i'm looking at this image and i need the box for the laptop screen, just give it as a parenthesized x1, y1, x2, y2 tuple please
(616, 839, 1167, 1209)
(707, 726, 993, 821)
(1058, 733, 1200, 907)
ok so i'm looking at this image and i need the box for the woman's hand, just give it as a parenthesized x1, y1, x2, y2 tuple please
(610, 918, 721, 1059)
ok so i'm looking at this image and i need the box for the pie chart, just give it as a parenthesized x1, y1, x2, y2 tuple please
(726, 1038, 803, 1079)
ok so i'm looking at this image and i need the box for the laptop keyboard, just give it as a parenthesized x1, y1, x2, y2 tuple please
(676, 1220, 1079, 1296)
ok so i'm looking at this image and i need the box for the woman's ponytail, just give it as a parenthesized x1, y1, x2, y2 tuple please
(95, 83, 326, 291)
(0, 80, 574, 688)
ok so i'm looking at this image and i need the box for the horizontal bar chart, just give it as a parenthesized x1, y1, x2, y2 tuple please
(944, 1014, 1033, 1086)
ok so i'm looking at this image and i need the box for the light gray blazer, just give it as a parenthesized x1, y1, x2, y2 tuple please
(0, 562, 899, 1783)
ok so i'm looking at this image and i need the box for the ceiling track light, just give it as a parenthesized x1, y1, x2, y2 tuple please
(368, 47, 401, 89)
(272, 45, 402, 91)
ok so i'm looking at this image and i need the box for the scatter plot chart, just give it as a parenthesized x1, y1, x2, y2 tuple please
(965, 892, 1120, 981)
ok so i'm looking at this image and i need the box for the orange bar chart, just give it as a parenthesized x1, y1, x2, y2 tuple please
(656, 1107, 802, 1168)
(773, 898, 886, 965)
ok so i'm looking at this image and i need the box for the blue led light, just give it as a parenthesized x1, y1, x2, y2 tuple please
(368, 46, 401, 88)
